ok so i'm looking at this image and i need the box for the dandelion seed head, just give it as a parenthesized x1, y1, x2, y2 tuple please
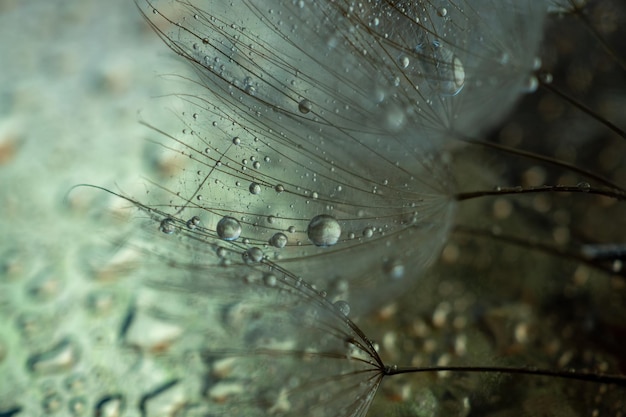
(139, 0, 551, 312)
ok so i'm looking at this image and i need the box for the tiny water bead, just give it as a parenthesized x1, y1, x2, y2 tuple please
(577, 182, 591, 192)
(306, 215, 341, 247)
(216, 216, 242, 241)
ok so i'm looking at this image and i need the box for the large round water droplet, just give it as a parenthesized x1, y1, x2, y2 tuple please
(159, 218, 176, 234)
(298, 99, 312, 114)
(421, 41, 465, 96)
(249, 182, 261, 195)
(307, 215, 341, 247)
(216, 216, 242, 241)
(269, 232, 288, 248)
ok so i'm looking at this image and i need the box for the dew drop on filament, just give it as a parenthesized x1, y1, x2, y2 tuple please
(159, 218, 176, 235)
(307, 215, 341, 247)
(216, 216, 242, 241)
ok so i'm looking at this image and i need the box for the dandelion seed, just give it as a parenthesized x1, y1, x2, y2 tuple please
(133, 0, 547, 313)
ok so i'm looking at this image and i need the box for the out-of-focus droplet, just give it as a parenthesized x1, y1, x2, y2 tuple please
(27, 338, 80, 374)
(334, 300, 351, 316)
(95, 395, 125, 417)
(123, 310, 183, 352)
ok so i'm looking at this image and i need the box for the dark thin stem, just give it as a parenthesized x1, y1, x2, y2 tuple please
(453, 225, 626, 278)
(455, 184, 626, 202)
(385, 365, 626, 387)
(539, 80, 626, 141)
(458, 137, 624, 192)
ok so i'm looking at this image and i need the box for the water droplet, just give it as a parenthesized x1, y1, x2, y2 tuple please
(307, 214, 341, 247)
(124, 310, 183, 351)
(264, 274, 277, 287)
(27, 338, 80, 374)
(27, 272, 62, 300)
(451, 56, 465, 92)
(253, 161, 261, 169)
(577, 182, 591, 192)
(95, 395, 125, 417)
(69, 396, 87, 416)
(249, 182, 261, 195)
(334, 300, 351, 316)
(232, 136, 241, 145)
(243, 247, 264, 263)
(269, 232, 288, 248)
(43, 393, 63, 413)
(539, 71, 553, 84)
(216, 216, 242, 241)
(186, 216, 201, 229)
(384, 260, 405, 280)
(298, 99, 312, 114)
(363, 227, 374, 238)
(159, 218, 176, 234)
(64, 374, 87, 393)
(523, 75, 539, 93)
(414, 40, 466, 96)
(275, 184, 285, 193)
(398, 55, 410, 69)
(86, 291, 115, 315)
